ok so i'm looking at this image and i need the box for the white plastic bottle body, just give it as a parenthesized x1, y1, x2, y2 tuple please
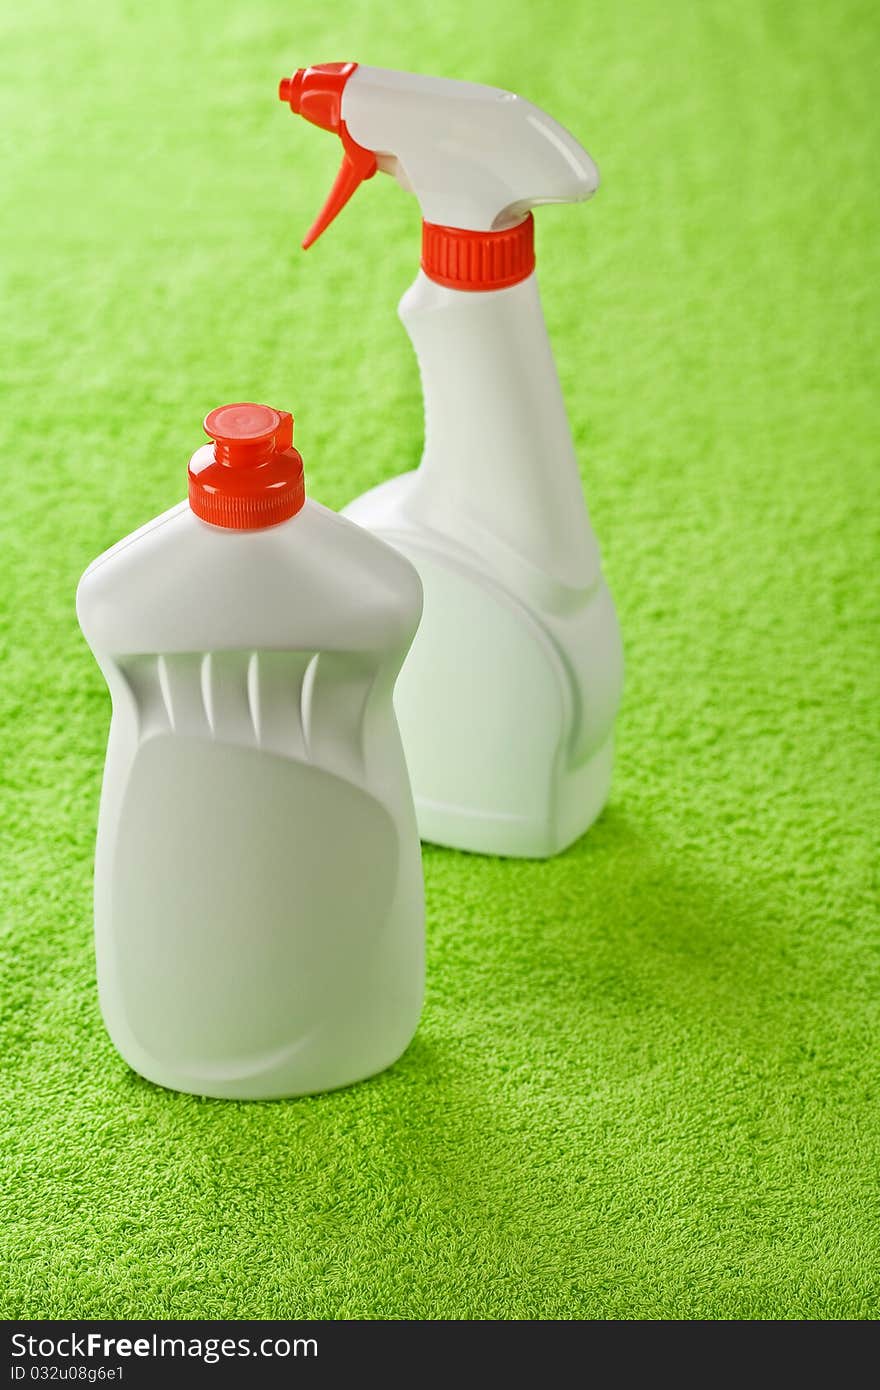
(344, 271, 623, 858)
(77, 500, 425, 1098)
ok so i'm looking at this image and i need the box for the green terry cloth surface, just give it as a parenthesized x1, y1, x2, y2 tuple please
(1, 0, 878, 1320)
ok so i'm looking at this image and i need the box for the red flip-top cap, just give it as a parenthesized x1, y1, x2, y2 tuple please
(188, 403, 305, 529)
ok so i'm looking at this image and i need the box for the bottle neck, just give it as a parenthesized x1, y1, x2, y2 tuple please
(398, 269, 601, 595)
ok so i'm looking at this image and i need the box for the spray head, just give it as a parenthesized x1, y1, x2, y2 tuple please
(278, 63, 599, 249)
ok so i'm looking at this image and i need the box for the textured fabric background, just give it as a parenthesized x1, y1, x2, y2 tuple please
(1, 0, 878, 1319)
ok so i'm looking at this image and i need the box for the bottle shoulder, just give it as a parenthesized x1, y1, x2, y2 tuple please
(77, 499, 422, 656)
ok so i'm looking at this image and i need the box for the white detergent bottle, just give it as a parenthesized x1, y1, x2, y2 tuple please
(279, 64, 624, 858)
(76, 402, 424, 1099)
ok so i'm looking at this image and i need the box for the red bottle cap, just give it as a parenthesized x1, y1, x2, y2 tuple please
(188, 403, 305, 529)
(421, 215, 535, 291)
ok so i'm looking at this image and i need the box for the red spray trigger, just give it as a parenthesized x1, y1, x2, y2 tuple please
(278, 62, 378, 249)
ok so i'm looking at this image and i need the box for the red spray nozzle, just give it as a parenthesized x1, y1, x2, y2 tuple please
(278, 74, 297, 106)
(278, 62, 377, 249)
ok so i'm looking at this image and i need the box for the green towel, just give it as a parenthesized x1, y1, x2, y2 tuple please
(1, 0, 877, 1319)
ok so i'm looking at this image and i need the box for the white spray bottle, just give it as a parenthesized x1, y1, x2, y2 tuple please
(279, 63, 624, 859)
(77, 402, 424, 1098)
